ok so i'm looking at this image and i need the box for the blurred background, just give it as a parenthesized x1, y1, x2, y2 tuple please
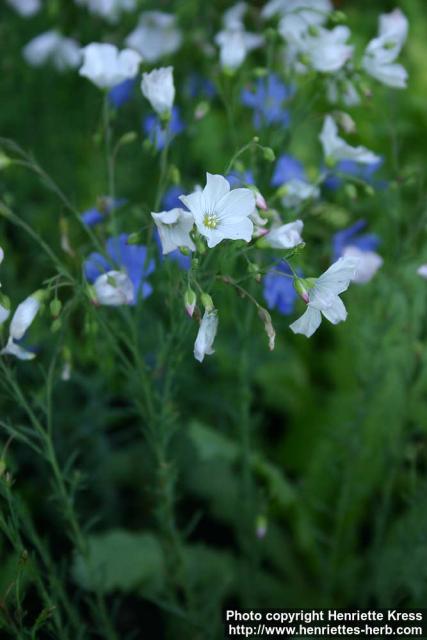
(1, 1, 427, 638)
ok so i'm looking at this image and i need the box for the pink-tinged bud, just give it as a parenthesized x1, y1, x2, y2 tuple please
(293, 278, 310, 304)
(255, 191, 268, 211)
(184, 287, 197, 317)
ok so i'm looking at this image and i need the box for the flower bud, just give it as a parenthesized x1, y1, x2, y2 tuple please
(127, 232, 144, 245)
(50, 298, 62, 318)
(256, 515, 268, 539)
(194, 101, 210, 120)
(293, 277, 312, 303)
(262, 146, 275, 162)
(200, 292, 214, 312)
(184, 287, 197, 317)
(117, 131, 137, 147)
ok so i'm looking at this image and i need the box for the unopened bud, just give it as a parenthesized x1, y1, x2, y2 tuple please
(200, 292, 214, 312)
(262, 147, 275, 162)
(51, 318, 62, 333)
(179, 246, 191, 256)
(0, 152, 12, 170)
(256, 515, 268, 539)
(184, 287, 197, 317)
(293, 277, 311, 303)
(127, 232, 143, 245)
(194, 101, 210, 120)
(344, 183, 358, 200)
(117, 131, 137, 147)
(50, 298, 62, 318)
(169, 165, 181, 185)
(330, 10, 347, 23)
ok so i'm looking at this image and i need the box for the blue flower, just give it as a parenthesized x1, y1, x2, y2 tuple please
(81, 198, 126, 227)
(263, 262, 298, 316)
(271, 154, 306, 187)
(226, 170, 254, 188)
(162, 185, 185, 210)
(332, 220, 380, 261)
(108, 78, 136, 109)
(143, 106, 184, 151)
(84, 234, 155, 303)
(185, 74, 216, 100)
(324, 158, 384, 190)
(241, 74, 293, 130)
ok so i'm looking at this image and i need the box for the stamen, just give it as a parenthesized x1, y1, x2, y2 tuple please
(203, 212, 218, 229)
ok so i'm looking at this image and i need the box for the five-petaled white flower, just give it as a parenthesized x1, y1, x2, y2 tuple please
(265, 220, 304, 249)
(151, 208, 196, 255)
(1, 292, 44, 360)
(290, 256, 360, 337)
(79, 43, 142, 89)
(320, 115, 381, 165)
(362, 9, 408, 89)
(23, 31, 82, 71)
(141, 67, 175, 116)
(126, 11, 182, 62)
(215, 3, 263, 71)
(179, 173, 255, 248)
(194, 309, 218, 362)
(93, 271, 134, 306)
(280, 23, 353, 74)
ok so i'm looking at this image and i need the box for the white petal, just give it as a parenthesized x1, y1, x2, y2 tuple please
(93, 271, 134, 306)
(203, 173, 230, 211)
(194, 309, 218, 362)
(216, 187, 255, 221)
(290, 306, 322, 337)
(316, 256, 360, 295)
(10, 295, 40, 341)
(320, 295, 347, 324)
(1, 337, 36, 361)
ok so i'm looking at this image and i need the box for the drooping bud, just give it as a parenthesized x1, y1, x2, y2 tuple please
(184, 287, 197, 318)
(127, 231, 144, 245)
(50, 298, 62, 318)
(256, 515, 268, 540)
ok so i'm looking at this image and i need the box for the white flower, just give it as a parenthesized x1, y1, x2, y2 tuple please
(141, 67, 175, 115)
(126, 11, 182, 62)
(223, 2, 248, 29)
(0, 304, 10, 326)
(417, 264, 427, 279)
(7, 0, 41, 17)
(10, 295, 41, 340)
(265, 220, 304, 249)
(93, 271, 134, 306)
(151, 208, 195, 255)
(280, 24, 353, 74)
(79, 43, 142, 90)
(320, 115, 381, 165)
(75, 0, 136, 23)
(194, 309, 218, 362)
(326, 75, 361, 107)
(215, 28, 264, 71)
(262, 0, 332, 23)
(362, 9, 408, 89)
(23, 31, 82, 71)
(1, 338, 35, 360)
(179, 173, 255, 249)
(290, 256, 360, 337)
(280, 178, 320, 208)
(1, 292, 43, 361)
(342, 246, 383, 283)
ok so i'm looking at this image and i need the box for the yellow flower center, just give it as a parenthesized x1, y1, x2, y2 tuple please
(203, 212, 218, 229)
